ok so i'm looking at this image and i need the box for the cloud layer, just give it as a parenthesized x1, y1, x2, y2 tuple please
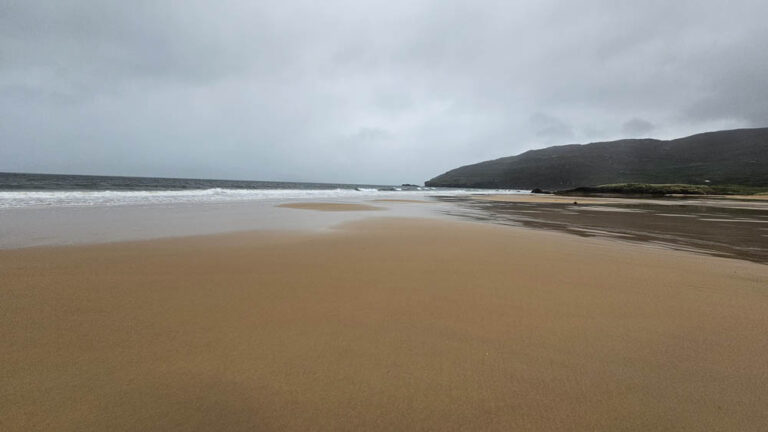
(2, 0, 767, 183)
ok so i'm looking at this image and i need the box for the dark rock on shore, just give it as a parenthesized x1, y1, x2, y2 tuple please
(531, 188, 553, 194)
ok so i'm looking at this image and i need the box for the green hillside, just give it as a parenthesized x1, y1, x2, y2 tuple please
(425, 128, 768, 190)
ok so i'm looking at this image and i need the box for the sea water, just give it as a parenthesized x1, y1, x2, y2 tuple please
(0, 172, 524, 209)
(0, 172, 526, 248)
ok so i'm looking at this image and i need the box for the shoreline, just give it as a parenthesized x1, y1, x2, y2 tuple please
(3, 193, 767, 263)
(0, 196, 452, 250)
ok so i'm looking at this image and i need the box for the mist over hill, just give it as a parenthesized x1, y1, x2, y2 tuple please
(425, 128, 768, 190)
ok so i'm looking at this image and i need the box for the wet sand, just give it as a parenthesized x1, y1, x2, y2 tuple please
(3, 217, 768, 431)
(450, 195, 768, 263)
(370, 199, 431, 203)
(479, 194, 626, 205)
(0, 198, 444, 249)
(277, 202, 384, 211)
(480, 193, 768, 209)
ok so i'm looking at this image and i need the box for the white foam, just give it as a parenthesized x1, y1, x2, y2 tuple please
(0, 188, 526, 209)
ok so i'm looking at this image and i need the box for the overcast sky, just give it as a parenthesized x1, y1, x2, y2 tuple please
(2, 0, 767, 184)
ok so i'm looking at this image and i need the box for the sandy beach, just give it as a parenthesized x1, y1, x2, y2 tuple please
(278, 202, 385, 211)
(6, 1, 768, 430)
(3, 214, 767, 431)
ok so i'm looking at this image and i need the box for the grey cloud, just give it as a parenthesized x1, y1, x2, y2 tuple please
(530, 113, 574, 143)
(2, 0, 767, 183)
(622, 118, 655, 137)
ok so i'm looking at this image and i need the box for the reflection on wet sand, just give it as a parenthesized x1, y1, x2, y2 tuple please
(439, 195, 768, 264)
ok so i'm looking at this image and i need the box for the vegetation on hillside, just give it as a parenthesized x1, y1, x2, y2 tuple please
(425, 127, 768, 190)
(556, 183, 768, 196)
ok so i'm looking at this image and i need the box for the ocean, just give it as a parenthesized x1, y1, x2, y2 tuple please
(0, 172, 523, 209)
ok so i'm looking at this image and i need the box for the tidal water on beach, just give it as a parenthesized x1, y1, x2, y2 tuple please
(0, 172, 530, 248)
(439, 196, 768, 264)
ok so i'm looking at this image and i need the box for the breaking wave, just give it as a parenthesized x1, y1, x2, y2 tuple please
(0, 187, 526, 209)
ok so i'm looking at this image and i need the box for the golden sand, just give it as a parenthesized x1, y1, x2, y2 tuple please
(370, 199, 431, 203)
(278, 202, 384, 211)
(2, 218, 767, 431)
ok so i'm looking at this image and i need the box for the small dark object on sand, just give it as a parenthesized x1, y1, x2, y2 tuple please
(573, 201, 578, 205)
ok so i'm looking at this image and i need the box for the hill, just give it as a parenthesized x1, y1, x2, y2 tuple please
(425, 127, 768, 190)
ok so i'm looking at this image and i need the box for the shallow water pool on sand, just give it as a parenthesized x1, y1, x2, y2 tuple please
(0, 195, 452, 249)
